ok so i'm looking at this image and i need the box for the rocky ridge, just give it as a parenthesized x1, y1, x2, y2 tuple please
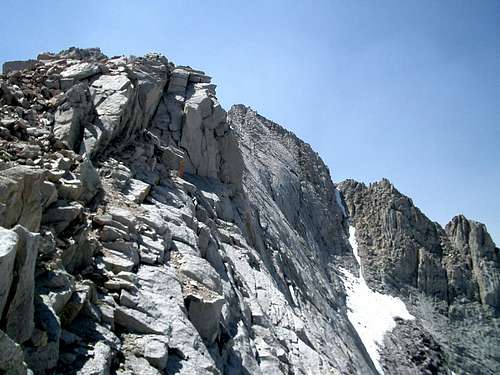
(0, 47, 498, 374)
(338, 179, 500, 374)
(0, 47, 376, 374)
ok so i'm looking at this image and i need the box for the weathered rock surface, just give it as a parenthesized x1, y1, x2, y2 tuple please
(0, 330, 30, 374)
(338, 178, 500, 373)
(5, 225, 40, 343)
(446, 214, 500, 309)
(0, 227, 18, 318)
(0, 47, 498, 375)
(380, 318, 447, 374)
(0, 166, 45, 231)
(338, 179, 450, 298)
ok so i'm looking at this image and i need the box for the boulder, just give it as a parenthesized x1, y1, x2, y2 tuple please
(122, 334, 169, 370)
(78, 159, 102, 203)
(2, 59, 37, 74)
(42, 202, 83, 234)
(138, 236, 166, 265)
(60, 62, 101, 81)
(108, 207, 136, 228)
(102, 241, 140, 265)
(178, 254, 223, 294)
(167, 68, 190, 96)
(180, 86, 221, 178)
(114, 306, 170, 335)
(0, 166, 44, 232)
(185, 293, 225, 344)
(60, 284, 90, 326)
(5, 225, 40, 343)
(124, 178, 151, 203)
(40, 181, 58, 209)
(161, 145, 185, 171)
(86, 74, 133, 156)
(99, 225, 130, 242)
(0, 227, 18, 317)
(53, 82, 92, 150)
(77, 341, 113, 375)
(0, 82, 26, 106)
(100, 251, 136, 274)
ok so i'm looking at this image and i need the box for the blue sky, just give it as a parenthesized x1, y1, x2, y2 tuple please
(1, 0, 499, 242)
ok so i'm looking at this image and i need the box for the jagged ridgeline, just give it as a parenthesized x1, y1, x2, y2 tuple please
(0, 47, 498, 375)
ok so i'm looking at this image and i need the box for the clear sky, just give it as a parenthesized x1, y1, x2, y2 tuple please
(1, 0, 499, 242)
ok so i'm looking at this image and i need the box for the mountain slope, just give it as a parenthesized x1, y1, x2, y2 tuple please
(0, 48, 498, 375)
(338, 179, 500, 374)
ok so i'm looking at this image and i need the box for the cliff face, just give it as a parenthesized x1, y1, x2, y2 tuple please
(0, 48, 498, 375)
(338, 179, 500, 311)
(338, 179, 500, 374)
(0, 48, 376, 375)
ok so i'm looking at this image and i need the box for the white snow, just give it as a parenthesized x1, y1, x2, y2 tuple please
(335, 189, 347, 217)
(340, 226, 414, 374)
(348, 226, 361, 266)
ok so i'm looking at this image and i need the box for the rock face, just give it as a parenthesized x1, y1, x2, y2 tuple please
(338, 179, 450, 299)
(446, 215, 500, 309)
(338, 179, 500, 374)
(0, 47, 498, 375)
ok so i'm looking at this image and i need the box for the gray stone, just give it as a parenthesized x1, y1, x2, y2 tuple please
(124, 178, 151, 203)
(25, 295, 61, 372)
(108, 207, 137, 230)
(2, 59, 37, 74)
(40, 181, 58, 209)
(99, 225, 129, 241)
(180, 87, 221, 178)
(0, 330, 29, 375)
(78, 158, 102, 203)
(60, 62, 101, 81)
(178, 254, 222, 294)
(53, 82, 91, 150)
(114, 306, 169, 334)
(77, 342, 113, 375)
(102, 241, 139, 264)
(0, 166, 45, 232)
(185, 294, 225, 344)
(41, 202, 83, 233)
(5, 226, 40, 343)
(167, 68, 189, 95)
(446, 215, 500, 309)
(60, 285, 90, 326)
(338, 178, 449, 299)
(117, 355, 161, 375)
(100, 251, 136, 274)
(0, 227, 18, 318)
(122, 334, 169, 370)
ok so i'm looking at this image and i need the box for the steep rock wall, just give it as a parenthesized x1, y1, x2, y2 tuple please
(0, 48, 377, 375)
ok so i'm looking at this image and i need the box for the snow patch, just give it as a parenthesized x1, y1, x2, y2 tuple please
(348, 226, 361, 266)
(340, 226, 414, 374)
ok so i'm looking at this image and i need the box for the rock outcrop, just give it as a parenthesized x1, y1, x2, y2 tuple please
(0, 47, 498, 375)
(338, 178, 500, 374)
(446, 214, 500, 309)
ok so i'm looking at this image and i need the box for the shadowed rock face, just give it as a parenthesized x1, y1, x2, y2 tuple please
(0, 48, 498, 375)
